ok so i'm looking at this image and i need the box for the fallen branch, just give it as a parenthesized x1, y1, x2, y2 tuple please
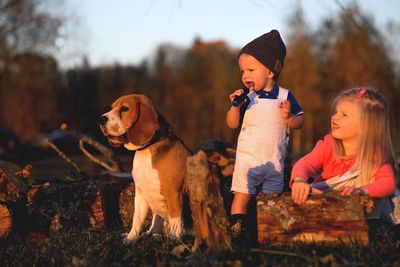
(250, 248, 310, 260)
(42, 138, 81, 173)
(42, 124, 123, 173)
(64, 128, 122, 172)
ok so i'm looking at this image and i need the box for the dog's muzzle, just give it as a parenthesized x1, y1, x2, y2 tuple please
(99, 115, 128, 147)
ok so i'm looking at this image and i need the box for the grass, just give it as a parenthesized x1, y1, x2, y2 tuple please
(1, 227, 399, 266)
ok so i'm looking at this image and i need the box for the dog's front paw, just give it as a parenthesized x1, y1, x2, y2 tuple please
(122, 232, 139, 245)
(144, 230, 162, 239)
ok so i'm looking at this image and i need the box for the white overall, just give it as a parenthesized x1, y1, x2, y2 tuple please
(231, 87, 289, 194)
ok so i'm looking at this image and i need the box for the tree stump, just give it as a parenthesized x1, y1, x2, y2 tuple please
(186, 151, 231, 250)
(256, 192, 370, 245)
(197, 140, 236, 216)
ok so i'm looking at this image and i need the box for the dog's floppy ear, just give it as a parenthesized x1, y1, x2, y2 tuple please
(119, 96, 140, 131)
(127, 96, 159, 146)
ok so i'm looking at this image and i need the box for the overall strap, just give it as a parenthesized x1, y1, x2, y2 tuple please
(311, 169, 360, 192)
(277, 87, 289, 101)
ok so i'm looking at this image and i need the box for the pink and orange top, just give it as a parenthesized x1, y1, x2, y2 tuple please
(290, 135, 395, 198)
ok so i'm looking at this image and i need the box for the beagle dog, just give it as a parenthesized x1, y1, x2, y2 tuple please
(99, 94, 191, 243)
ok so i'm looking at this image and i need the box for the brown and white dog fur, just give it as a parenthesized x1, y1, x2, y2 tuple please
(99, 94, 191, 243)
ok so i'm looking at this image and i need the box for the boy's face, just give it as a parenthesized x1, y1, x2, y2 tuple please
(238, 54, 274, 91)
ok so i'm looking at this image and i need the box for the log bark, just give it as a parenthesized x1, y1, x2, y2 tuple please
(256, 192, 370, 245)
(0, 158, 135, 237)
(0, 160, 30, 200)
(0, 203, 12, 236)
(198, 141, 236, 217)
(118, 183, 136, 227)
(0, 161, 31, 236)
(26, 177, 104, 233)
(186, 151, 231, 250)
(5, 172, 135, 235)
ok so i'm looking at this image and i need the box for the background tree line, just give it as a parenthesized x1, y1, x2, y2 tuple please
(0, 1, 399, 157)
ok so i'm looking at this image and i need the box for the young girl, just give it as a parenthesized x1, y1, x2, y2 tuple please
(291, 86, 397, 223)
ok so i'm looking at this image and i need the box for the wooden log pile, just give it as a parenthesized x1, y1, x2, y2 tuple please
(1, 150, 232, 245)
(1, 147, 234, 244)
(1, 133, 376, 249)
(26, 177, 106, 232)
(256, 191, 371, 245)
(0, 133, 238, 245)
(0, 160, 137, 237)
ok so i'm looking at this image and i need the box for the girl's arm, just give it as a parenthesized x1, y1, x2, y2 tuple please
(361, 164, 396, 198)
(291, 136, 328, 204)
(290, 136, 328, 187)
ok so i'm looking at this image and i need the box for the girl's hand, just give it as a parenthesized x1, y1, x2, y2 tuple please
(291, 177, 323, 204)
(229, 89, 247, 106)
(280, 100, 292, 120)
(338, 186, 355, 196)
(339, 186, 368, 196)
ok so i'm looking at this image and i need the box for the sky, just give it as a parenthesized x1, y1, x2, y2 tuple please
(58, 0, 400, 68)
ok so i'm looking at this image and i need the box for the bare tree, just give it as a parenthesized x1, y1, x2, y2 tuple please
(281, 6, 322, 154)
(0, 0, 67, 141)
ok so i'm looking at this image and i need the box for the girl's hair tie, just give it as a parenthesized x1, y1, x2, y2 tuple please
(357, 88, 366, 98)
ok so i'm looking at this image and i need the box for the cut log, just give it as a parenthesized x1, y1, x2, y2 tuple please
(0, 203, 12, 236)
(186, 151, 231, 250)
(90, 193, 104, 228)
(0, 161, 32, 236)
(0, 160, 30, 201)
(15, 172, 135, 234)
(0, 159, 137, 236)
(256, 192, 370, 245)
(26, 177, 104, 233)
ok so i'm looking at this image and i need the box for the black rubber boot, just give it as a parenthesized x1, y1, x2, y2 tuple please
(230, 214, 247, 249)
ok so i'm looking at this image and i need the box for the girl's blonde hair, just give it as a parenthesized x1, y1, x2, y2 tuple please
(331, 86, 395, 186)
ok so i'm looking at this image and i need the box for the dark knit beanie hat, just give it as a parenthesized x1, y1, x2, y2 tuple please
(239, 29, 286, 78)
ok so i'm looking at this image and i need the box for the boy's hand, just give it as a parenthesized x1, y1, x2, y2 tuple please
(229, 89, 247, 106)
(280, 100, 292, 120)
